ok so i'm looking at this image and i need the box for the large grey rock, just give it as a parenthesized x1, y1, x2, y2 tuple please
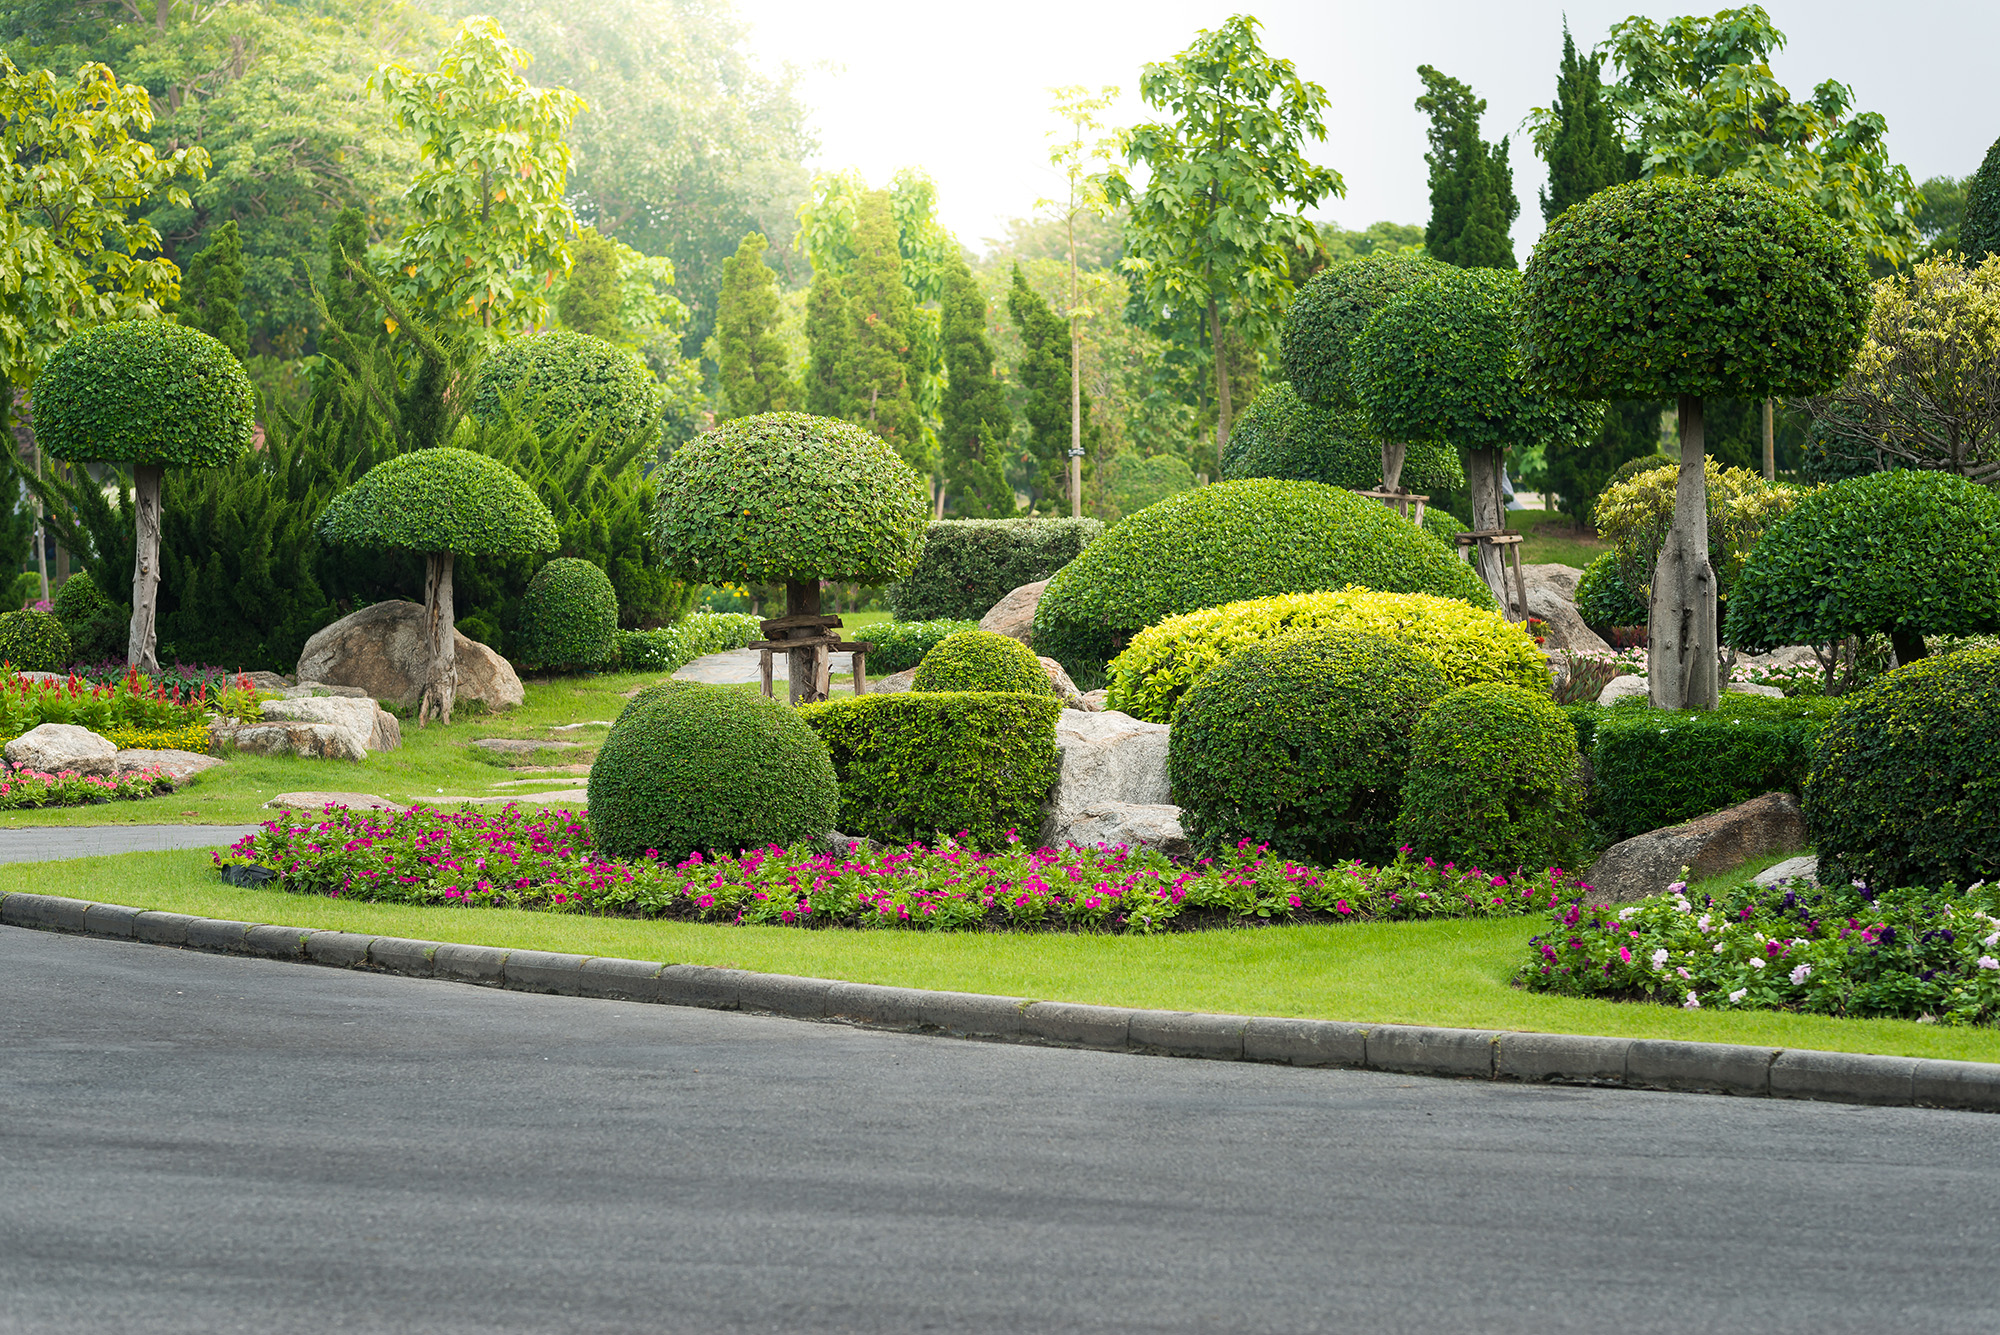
(1585, 792, 1810, 904)
(1036, 657, 1086, 709)
(265, 791, 400, 812)
(5, 722, 117, 776)
(296, 600, 523, 712)
(114, 749, 222, 784)
(1049, 709, 1170, 812)
(1753, 854, 1820, 889)
(1597, 674, 1648, 707)
(978, 579, 1047, 645)
(260, 696, 378, 755)
(1048, 802, 1190, 858)
(245, 670, 294, 690)
(215, 720, 369, 762)
(866, 668, 916, 695)
(1725, 682, 1785, 699)
(1520, 563, 1581, 602)
(1521, 579, 1609, 656)
(277, 682, 371, 700)
(1077, 689, 1108, 712)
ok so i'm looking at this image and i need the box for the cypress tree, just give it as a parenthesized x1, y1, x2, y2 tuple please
(842, 190, 926, 471)
(180, 220, 249, 361)
(1539, 25, 1632, 223)
(803, 268, 850, 419)
(560, 228, 625, 342)
(714, 232, 797, 420)
(1963, 135, 2000, 262)
(322, 207, 375, 347)
(938, 256, 1012, 517)
(1416, 66, 1520, 270)
(1007, 266, 1098, 514)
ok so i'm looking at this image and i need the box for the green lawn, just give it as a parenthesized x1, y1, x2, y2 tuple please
(15, 848, 1997, 1065)
(1508, 508, 1607, 570)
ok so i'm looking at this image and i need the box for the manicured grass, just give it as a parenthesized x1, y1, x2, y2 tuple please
(16, 848, 1997, 1065)
(1508, 508, 1606, 570)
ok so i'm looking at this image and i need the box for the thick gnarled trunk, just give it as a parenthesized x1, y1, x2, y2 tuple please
(419, 551, 457, 727)
(1380, 439, 1408, 494)
(1465, 447, 1511, 612)
(785, 579, 823, 707)
(128, 464, 163, 674)
(1649, 396, 1720, 710)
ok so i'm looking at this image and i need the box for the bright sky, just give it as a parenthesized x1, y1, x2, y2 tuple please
(731, 0, 2000, 260)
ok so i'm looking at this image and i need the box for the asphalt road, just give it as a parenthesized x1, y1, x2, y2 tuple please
(0, 825, 260, 863)
(4, 928, 1997, 1335)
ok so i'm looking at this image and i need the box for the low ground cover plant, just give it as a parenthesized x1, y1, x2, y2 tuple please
(0, 765, 176, 808)
(219, 803, 1588, 933)
(857, 618, 981, 675)
(610, 611, 762, 672)
(1519, 875, 2000, 1025)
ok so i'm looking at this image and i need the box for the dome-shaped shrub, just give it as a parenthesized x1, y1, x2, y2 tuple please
(1420, 507, 1467, 545)
(1804, 647, 2000, 892)
(587, 684, 839, 861)
(857, 619, 981, 675)
(33, 320, 254, 470)
(912, 629, 1053, 696)
(515, 557, 619, 672)
(1106, 587, 1546, 723)
(1168, 629, 1450, 863)
(1573, 552, 1648, 633)
(470, 330, 662, 451)
(50, 570, 125, 664)
(1394, 683, 1584, 873)
(1221, 381, 1464, 493)
(1280, 252, 1447, 409)
(1032, 479, 1495, 689)
(1725, 470, 2000, 666)
(0, 609, 73, 672)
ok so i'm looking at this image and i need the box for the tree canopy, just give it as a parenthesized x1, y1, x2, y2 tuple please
(1414, 66, 1518, 269)
(714, 232, 796, 420)
(939, 256, 1013, 518)
(318, 447, 559, 556)
(1533, 24, 1632, 222)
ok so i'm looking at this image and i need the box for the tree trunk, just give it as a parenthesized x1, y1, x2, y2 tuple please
(1762, 397, 1775, 481)
(1381, 440, 1408, 494)
(1070, 330, 1084, 519)
(418, 551, 457, 727)
(1649, 396, 1720, 711)
(785, 579, 822, 707)
(1208, 297, 1232, 461)
(1889, 627, 1927, 667)
(1466, 447, 1511, 611)
(128, 464, 164, 674)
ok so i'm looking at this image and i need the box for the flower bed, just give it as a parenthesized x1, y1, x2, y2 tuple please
(0, 666, 234, 741)
(218, 804, 1590, 934)
(1518, 876, 2000, 1025)
(0, 766, 175, 808)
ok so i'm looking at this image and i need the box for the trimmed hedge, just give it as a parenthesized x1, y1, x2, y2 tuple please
(1168, 629, 1449, 863)
(857, 619, 980, 675)
(800, 691, 1062, 849)
(469, 330, 661, 452)
(0, 610, 73, 673)
(1805, 648, 2000, 892)
(886, 518, 1101, 622)
(50, 571, 127, 664)
(611, 612, 762, 672)
(586, 684, 839, 861)
(1395, 683, 1585, 874)
(34, 320, 254, 469)
(1590, 694, 1845, 840)
(1573, 551, 1648, 632)
(515, 558, 618, 671)
(1033, 479, 1497, 689)
(1221, 381, 1463, 492)
(912, 629, 1053, 696)
(1420, 507, 1467, 545)
(1105, 587, 1547, 724)
(317, 447, 560, 556)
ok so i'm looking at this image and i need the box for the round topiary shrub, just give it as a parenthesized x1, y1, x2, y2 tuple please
(1280, 252, 1448, 409)
(1394, 683, 1585, 873)
(1725, 470, 2000, 667)
(586, 684, 840, 861)
(912, 628, 1054, 696)
(1105, 587, 1546, 723)
(1573, 552, 1649, 633)
(1420, 507, 1467, 545)
(1032, 479, 1496, 689)
(1804, 647, 2000, 892)
(515, 557, 619, 672)
(469, 330, 662, 451)
(49, 570, 126, 664)
(857, 619, 981, 676)
(1221, 381, 1463, 493)
(0, 609, 73, 672)
(1168, 629, 1450, 863)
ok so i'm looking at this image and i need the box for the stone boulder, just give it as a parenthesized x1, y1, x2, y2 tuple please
(258, 696, 400, 753)
(1040, 709, 1172, 845)
(1752, 854, 1820, 889)
(866, 668, 916, 695)
(1048, 802, 1190, 858)
(114, 749, 222, 784)
(244, 670, 293, 690)
(216, 720, 370, 762)
(295, 600, 524, 712)
(1077, 689, 1108, 712)
(1519, 562, 1609, 655)
(978, 579, 1047, 646)
(1585, 792, 1810, 904)
(1597, 674, 1648, 708)
(5, 723, 117, 776)
(1036, 656, 1086, 708)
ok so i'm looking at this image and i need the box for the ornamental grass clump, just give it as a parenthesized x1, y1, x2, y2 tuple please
(911, 629, 1053, 696)
(1395, 683, 1584, 874)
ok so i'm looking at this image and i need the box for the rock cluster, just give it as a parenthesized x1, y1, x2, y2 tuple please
(296, 600, 524, 711)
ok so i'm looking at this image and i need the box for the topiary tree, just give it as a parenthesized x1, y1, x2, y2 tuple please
(653, 412, 930, 703)
(1221, 381, 1464, 495)
(0, 608, 72, 672)
(1725, 470, 2000, 666)
(31, 321, 255, 674)
(1963, 134, 2000, 263)
(515, 557, 619, 673)
(1168, 628, 1450, 863)
(1593, 457, 1796, 616)
(317, 447, 559, 725)
(1032, 478, 1496, 690)
(912, 629, 1054, 696)
(1521, 177, 1871, 709)
(1352, 267, 1604, 609)
(469, 330, 662, 454)
(1394, 682, 1584, 874)
(587, 684, 840, 861)
(1279, 251, 1449, 492)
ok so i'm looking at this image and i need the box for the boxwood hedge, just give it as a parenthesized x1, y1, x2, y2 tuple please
(1395, 683, 1584, 874)
(912, 629, 1053, 696)
(886, 517, 1101, 622)
(515, 557, 618, 671)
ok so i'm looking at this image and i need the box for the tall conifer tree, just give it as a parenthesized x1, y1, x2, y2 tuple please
(803, 269, 851, 419)
(180, 220, 249, 361)
(841, 190, 926, 471)
(714, 232, 796, 419)
(1416, 66, 1519, 270)
(1008, 266, 1098, 514)
(938, 256, 1012, 517)
(1538, 26, 1631, 223)
(560, 228, 625, 342)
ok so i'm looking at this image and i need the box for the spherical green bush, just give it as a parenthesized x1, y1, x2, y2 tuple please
(858, 619, 981, 675)
(1280, 252, 1448, 409)
(586, 684, 840, 861)
(654, 412, 930, 587)
(50, 571, 126, 663)
(317, 447, 560, 556)
(469, 330, 662, 451)
(0, 609, 74, 672)
(912, 629, 1054, 696)
(1221, 381, 1463, 492)
(516, 558, 619, 671)
(1032, 479, 1496, 689)
(1168, 629, 1450, 864)
(1804, 647, 2000, 891)
(1725, 470, 2000, 657)
(33, 320, 254, 469)
(1573, 552, 1649, 632)
(1394, 683, 1585, 873)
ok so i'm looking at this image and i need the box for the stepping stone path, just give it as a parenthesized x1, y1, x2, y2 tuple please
(473, 738, 583, 754)
(264, 792, 401, 812)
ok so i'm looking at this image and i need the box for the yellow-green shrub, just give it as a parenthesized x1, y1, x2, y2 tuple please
(1593, 458, 1797, 601)
(1105, 587, 1548, 723)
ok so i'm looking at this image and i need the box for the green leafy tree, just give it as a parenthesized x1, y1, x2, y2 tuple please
(802, 269, 850, 420)
(1964, 137, 2000, 262)
(1103, 15, 1341, 460)
(178, 218, 249, 362)
(939, 257, 1012, 518)
(1041, 85, 1119, 517)
(1912, 175, 1966, 258)
(1414, 66, 1518, 270)
(714, 232, 797, 420)
(558, 227, 624, 341)
(1009, 266, 1100, 515)
(1534, 24, 1633, 222)
(1318, 220, 1425, 263)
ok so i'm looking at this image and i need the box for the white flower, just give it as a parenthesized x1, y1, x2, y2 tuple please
(1713, 942, 1725, 954)
(1790, 964, 1812, 985)
(1984, 931, 1999, 948)
(1729, 988, 1748, 1003)
(1749, 957, 1766, 970)
(1979, 957, 2000, 971)
(1652, 948, 1670, 968)
(1683, 991, 1701, 1009)
(1618, 906, 1640, 921)
(1697, 914, 1713, 931)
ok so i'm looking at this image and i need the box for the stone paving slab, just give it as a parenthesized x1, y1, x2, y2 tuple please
(672, 647, 855, 685)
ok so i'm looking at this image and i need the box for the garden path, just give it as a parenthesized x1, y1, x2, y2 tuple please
(0, 824, 260, 862)
(672, 646, 855, 685)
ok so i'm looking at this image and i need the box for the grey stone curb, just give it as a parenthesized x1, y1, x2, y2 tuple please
(6, 889, 1997, 1113)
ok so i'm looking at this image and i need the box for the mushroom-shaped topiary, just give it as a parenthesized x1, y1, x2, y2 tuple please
(469, 330, 663, 453)
(317, 447, 558, 725)
(31, 321, 254, 673)
(1352, 267, 1604, 611)
(1521, 178, 1871, 709)
(1725, 470, 2000, 665)
(653, 412, 930, 703)
(1222, 381, 1464, 495)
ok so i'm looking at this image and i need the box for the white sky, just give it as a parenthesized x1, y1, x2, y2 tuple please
(731, 0, 2000, 260)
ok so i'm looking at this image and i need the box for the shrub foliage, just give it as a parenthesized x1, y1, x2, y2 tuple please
(1220, 381, 1462, 492)
(912, 628, 1053, 696)
(317, 447, 560, 556)
(33, 320, 255, 468)
(469, 330, 661, 453)
(0, 609, 74, 672)
(1395, 683, 1584, 874)
(1572, 552, 1649, 631)
(1590, 694, 1843, 839)
(857, 618, 981, 675)
(515, 557, 619, 671)
(1280, 251, 1447, 409)
(886, 517, 1100, 622)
